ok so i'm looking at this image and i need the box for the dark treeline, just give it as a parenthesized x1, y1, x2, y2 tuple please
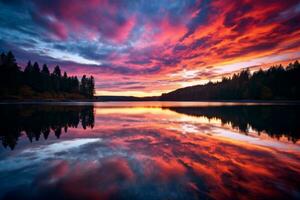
(161, 61, 300, 101)
(0, 51, 95, 99)
(167, 106, 300, 143)
(0, 105, 94, 150)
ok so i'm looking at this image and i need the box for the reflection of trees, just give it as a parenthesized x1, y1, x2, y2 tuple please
(167, 106, 300, 143)
(0, 105, 94, 150)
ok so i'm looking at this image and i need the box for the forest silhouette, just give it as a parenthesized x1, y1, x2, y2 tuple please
(161, 61, 300, 101)
(0, 51, 95, 99)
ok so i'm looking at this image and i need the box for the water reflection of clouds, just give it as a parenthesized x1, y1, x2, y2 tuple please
(0, 139, 102, 172)
(3, 125, 299, 199)
(0, 105, 300, 199)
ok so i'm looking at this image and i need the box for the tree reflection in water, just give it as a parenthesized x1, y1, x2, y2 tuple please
(1, 104, 300, 149)
(0, 105, 94, 150)
(166, 105, 300, 142)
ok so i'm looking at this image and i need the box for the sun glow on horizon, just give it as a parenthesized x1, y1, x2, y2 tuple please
(95, 90, 163, 97)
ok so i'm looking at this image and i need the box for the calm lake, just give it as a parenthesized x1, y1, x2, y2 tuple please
(0, 102, 299, 200)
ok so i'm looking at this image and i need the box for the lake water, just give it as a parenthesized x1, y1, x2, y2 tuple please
(0, 102, 299, 200)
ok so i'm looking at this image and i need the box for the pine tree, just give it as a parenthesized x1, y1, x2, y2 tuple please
(6, 51, 19, 72)
(51, 65, 62, 92)
(41, 64, 50, 91)
(41, 64, 50, 75)
(80, 75, 87, 96)
(24, 61, 33, 73)
(53, 65, 61, 77)
(71, 76, 80, 93)
(88, 76, 95, 98)
(62, 72, 68, 92)
(0, 51, 20, 96)
(33, 62, 40, 73)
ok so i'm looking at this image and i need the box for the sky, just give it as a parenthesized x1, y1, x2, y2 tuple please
(0, 0, 300, 96)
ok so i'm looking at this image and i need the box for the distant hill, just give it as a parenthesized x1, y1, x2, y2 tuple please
(161, 61, 300, 101)
(96, 95, 158, 101)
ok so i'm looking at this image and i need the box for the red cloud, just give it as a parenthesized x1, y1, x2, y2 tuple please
(5, 0, 300, 95)
(31, 0, 136, 43)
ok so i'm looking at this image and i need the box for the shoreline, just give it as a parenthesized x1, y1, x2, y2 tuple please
(1, 99, 300, 104)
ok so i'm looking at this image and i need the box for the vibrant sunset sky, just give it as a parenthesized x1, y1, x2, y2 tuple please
(0, 0, 300, 96)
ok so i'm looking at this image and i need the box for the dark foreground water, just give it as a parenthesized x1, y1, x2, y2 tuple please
(0, 102, 299, 200)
